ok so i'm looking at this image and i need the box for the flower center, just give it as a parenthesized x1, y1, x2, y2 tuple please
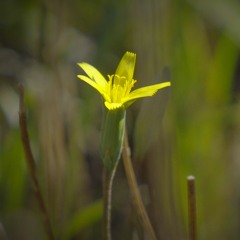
(107, 75, 136, 103)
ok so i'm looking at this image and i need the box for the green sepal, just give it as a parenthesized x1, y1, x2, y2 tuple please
(101, 107, 126, 171)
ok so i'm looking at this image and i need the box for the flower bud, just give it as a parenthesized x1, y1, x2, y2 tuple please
(101, 108, 126, 171)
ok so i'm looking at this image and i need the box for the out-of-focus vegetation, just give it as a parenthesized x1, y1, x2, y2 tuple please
(1, 0, 240, 239)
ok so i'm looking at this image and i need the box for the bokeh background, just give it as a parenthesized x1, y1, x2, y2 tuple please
(1, 0, 240, 239)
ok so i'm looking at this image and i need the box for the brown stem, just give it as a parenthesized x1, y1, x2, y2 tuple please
(122, 131, 157, 240)
(18, 84, 55, 240)
(187, 175, 197, 240)
(103, 167, 116, 240)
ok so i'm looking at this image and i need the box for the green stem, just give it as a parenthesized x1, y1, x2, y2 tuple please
(103, 167, 117, 240)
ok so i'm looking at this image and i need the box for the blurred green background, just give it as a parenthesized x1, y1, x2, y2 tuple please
(1, 0, 240, 239)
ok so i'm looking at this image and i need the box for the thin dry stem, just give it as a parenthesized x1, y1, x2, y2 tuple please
(187, 175, 197, 240)
(122, 131, 157, 240)
(18, 84, 55, 240)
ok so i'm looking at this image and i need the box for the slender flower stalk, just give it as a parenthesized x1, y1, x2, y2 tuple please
(102, 166, 117, 240)
(77, 51, 171, 239)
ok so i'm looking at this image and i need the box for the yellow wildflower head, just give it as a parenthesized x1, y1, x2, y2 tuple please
(77, 51, 171, 110)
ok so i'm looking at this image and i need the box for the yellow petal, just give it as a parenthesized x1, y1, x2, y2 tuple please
(114, 52, 136, 86)
(78, 63, 107, 87)
(122, 82, 171, 104)
(77, 75, 105, 95)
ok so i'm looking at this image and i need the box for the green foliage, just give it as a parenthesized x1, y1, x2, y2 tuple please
(0, 129, 26, 212)
(63, 200, 103, 239)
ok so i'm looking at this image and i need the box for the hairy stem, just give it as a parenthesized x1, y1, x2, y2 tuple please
(103, 167, 117, 240)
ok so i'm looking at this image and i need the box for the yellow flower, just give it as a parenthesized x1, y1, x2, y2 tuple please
(77, 51, 171, 110)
